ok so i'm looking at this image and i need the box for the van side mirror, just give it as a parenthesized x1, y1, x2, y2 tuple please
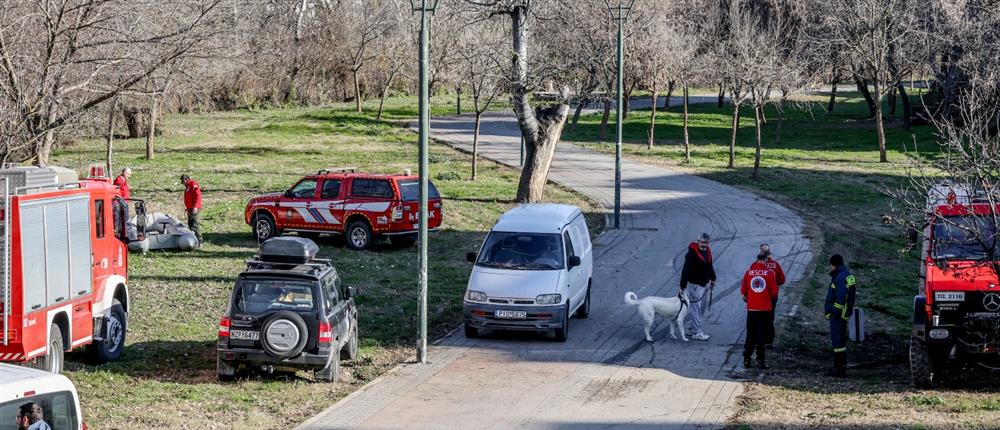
(466, 252, 477, 263)
(568, 256, 582, 269)
(347, 286, 357, 299)
(283, 189, 294, 198)
(907, 227, 920, 246)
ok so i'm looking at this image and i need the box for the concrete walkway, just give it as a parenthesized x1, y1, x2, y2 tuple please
(300, 112, 812, 430)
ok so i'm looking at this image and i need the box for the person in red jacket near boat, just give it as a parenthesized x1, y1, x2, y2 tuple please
(741, 253, 779, 369)
(181, 174, 204, 244)
(113, 167, 131, 200)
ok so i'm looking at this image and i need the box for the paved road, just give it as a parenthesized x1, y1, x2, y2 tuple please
(301, 112, 813, 430)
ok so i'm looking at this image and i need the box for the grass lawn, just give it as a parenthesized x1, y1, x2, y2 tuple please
(50, 96, 602, 429)
(563, 93, 1000, 429)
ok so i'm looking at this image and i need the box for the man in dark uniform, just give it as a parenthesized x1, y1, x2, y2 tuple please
(824, 254, 856, 377)
(181, 174, 204, 244)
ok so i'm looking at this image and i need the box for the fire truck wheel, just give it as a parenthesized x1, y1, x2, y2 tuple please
(346, 220, 373, 250)
(88, 300, 127, 364)
(35, 324, 65, 374)
(254, 213, 278, 242)
(910, 335, 933, 388)
(340, 324, 358, 361)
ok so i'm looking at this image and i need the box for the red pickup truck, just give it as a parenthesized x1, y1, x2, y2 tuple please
(245, 170, 443, 250)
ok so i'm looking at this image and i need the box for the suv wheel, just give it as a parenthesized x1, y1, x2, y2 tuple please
(260, 311, 309, 359)
(341, 324, 359, 360)
(315, 352, 340, 382)
(346, 220, 373, 250)
(254, 213, 279, 242)
(88, 299, 127, 364)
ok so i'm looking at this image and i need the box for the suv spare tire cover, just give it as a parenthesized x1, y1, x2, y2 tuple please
(260, 311, 309, 359)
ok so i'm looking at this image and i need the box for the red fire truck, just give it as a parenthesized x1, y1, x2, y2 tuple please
(911, 183, 1000, 386)
(0, 165, 131, 374)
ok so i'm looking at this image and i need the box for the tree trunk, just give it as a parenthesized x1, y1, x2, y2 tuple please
(377, 87, 388, 120)
(647, 85, 657, 150)
(456, 85, 462, 115)
(472, 112, 481, 181)
(510, 5, 569, 203)
(752, 104, 763, 180)
(683, 86, 690, 163)
(873, 87, 888, 163)
(353, 69, 362, 113)
(776, 95, 785, 147)
(889, 86, 897, 116)
(664, 80, 675, 110)
(146, 96, 158, 160)
(855, 75, 876, 118)
(599, 101, 611, 142)
(570, 100, 585, 132)
(717, 83, 725, 108)
(623, 82, 636, 119)
(729, 99, 740, 169)
(898, 82, 912, 130)
(106, 98, 117, 174)
(827, 80, 838, 112)
(34, 109, 58, 166)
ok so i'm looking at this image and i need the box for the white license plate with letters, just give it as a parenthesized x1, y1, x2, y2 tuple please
(935, 292, 965, 302)
(231, 330, 260, 341)
(494, 309, 527, 319)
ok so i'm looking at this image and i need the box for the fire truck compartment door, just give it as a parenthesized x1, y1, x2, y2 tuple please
(20, 195, 93, 312)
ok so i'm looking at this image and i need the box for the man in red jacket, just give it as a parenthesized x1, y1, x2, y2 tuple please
(113, 167, 131, 200)
(181, 174, 203, 244)
(741, 253, 779, 369)
(760, 244, 786, 345)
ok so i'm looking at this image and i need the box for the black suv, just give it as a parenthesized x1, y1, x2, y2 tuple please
(217, 237, 358, 382)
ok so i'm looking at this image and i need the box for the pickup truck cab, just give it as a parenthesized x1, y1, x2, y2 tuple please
(245, 169, 443, 250)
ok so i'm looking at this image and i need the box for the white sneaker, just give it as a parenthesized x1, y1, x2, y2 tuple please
(691, 332, 711, 341)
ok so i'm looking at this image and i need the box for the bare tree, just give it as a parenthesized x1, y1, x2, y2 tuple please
(456, 17, 507, 181)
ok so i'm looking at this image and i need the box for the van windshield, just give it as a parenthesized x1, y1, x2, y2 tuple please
(397, 179, 440, 201)
(476, 232, 564, 270)
(234, 278, 316, 313)
(933, 216, 1000, 261)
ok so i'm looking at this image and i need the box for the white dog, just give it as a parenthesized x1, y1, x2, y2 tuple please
(624, 291, 689, 342)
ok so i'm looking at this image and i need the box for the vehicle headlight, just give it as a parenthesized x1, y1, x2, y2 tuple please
(535, 294, 562, 305)
(466, 290, 487, 303)
(928, 328, 950, 340)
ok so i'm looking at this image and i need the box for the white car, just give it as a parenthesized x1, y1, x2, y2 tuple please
(0, 363, 84, 429)
(463, 204, 593, 341)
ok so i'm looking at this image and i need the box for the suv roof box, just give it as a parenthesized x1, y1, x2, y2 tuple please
(259, 237, 319, 264)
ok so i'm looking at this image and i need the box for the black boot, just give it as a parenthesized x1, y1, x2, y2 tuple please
(824, 352, 847, 377)
(744, 355, 753, 368)
(757, 361, 770, 370)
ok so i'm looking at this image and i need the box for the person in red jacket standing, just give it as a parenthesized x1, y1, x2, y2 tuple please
(181, 174, 203, 244)
(113, 167, 131, 200)
(760, 243, 786, 345)
(741, 253, 779, 369)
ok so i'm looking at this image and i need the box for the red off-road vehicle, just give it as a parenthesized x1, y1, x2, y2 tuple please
(245, 169, 443, 250)
(911, 184, 1000, 386)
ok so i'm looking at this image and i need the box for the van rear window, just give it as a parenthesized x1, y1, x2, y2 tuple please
(397, 179, 440, 201)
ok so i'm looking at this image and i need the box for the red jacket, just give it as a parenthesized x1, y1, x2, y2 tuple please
(741, 262, 778, 311)
(114, 175, 130, 200)
(184, 179, 202, 210)
(765, 257, 786, 287)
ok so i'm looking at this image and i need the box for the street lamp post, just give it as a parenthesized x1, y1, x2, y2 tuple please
(410, 0, 440, 364)
(607, 0, 635, 229)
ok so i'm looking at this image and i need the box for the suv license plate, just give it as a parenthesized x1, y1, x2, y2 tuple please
(231, 330, 260, 341)
(495, 310, 527, 319)
(935, 292, 965, 301)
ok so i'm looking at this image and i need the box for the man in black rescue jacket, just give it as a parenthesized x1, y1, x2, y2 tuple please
(680, 233, 717, 341)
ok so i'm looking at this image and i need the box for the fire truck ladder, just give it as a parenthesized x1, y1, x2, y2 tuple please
(2, 178, 9, 346)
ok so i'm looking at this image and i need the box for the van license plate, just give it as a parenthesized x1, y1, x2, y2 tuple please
(495, 310, 527, 319)
(231, 330, 260, 341)
(935, 292, 965, 301)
